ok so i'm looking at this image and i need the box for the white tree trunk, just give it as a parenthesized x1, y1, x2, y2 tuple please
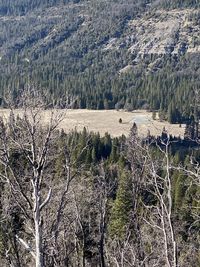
(34, 183, 42, 267)
(35, 214, 42, 267)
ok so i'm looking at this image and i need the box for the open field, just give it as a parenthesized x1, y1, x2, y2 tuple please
(0, 109, 185, 138)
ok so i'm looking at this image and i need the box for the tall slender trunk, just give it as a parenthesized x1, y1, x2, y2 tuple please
(82, 241, 86, 267)
(34, 180, 42, 267)
(99, 232, 105, 267)
(13, 233, 21, 267)
(99, 208, 106, 267)
(35, 211, 42, 267)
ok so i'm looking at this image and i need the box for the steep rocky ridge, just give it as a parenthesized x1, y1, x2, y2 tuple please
(0, 0, 199, 114)
(0, 2, 199, 70)
(103, 9, 200, 73)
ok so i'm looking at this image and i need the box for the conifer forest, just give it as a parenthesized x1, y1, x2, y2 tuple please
(0, 1, 199, 266)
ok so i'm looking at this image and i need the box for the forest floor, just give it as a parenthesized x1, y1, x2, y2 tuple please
(0, 109, 185, 137)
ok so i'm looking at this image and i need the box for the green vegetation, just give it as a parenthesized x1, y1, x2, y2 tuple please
(0, 0, 199, 123)
(0, 1, 199, 266)
(1, 121, 199, 266)
(0, 95, 199, 266)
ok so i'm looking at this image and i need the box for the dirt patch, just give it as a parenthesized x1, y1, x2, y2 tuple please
(0, 109, 185, 138)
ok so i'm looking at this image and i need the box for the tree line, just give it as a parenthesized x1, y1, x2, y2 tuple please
(0, 1, 199, 123)
(0, 93, 199, 266)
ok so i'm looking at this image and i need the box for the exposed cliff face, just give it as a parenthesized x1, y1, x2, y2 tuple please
(103, 9, 200, 73)
(1, 3, 199, 60)
(0, 1, 199, 103)
(128, 9, 200, 56)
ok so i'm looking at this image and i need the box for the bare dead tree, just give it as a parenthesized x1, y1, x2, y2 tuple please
(125, 124, 178, 267)
(106, 230, 138, 267)
(145, 141, 177, 267)
(95, 163, 117, 267)
(0, 86, 77, 267)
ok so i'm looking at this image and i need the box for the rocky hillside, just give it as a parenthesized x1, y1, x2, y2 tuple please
(0, 0, 199, 119)
(110, 9, 200, 73)
(1, 2, 199, 62)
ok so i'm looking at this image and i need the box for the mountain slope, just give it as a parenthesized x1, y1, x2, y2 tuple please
(0, 0, 199, 121)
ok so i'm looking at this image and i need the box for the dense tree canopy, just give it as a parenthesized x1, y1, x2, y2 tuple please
(0, 0, 199, 123)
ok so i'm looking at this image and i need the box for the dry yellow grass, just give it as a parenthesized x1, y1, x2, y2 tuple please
(0, 109, 185, 138)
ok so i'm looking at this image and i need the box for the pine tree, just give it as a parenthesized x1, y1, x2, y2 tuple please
(110, 138, 119, 162)
(91, 147, 97, 163)
(174, 174, 186, 211)
(168, 102, 175, 123)
(109, 172, 133, 239)
(103, 133, 112, 158)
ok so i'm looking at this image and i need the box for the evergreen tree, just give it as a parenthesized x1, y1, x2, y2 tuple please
(174, 174, 186, 211)
(109, 171, 133, 239)
(110, 138, 119, 163)
(103, 133, 112, 158)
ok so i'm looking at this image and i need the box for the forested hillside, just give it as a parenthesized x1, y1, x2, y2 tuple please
(0, 0, 199, 122)
(0, 2, 200, 267)
(0, 100, 199, 266)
